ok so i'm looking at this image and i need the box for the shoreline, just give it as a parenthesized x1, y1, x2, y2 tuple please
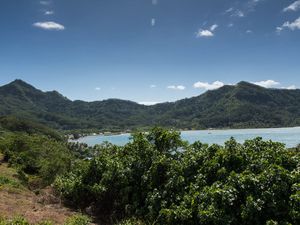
(70, 126, 300, 141)
(69, 127, 300, 149)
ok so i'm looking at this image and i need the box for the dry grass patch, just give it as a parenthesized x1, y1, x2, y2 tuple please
(0, 159, 77, 224)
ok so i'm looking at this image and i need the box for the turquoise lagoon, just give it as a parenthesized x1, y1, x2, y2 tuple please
(75, 127, 300, 148)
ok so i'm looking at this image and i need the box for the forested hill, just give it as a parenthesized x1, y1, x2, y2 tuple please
(1, 79, 300, 130)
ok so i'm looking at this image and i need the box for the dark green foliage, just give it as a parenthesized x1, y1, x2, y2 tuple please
(0, 116, 63, 141)
(0, 176, 20, 188)
(0, 132, 73, 186)
(55, 128, 300, 225)
(1, 80, 300, 130)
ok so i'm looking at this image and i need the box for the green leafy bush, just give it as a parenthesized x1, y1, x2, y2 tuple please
(55, 128, 300, 224)
(0, 217, 30, 225)
(0, 132, 73, 186)
(64, 215, 90, 225)
(0, 176, 20, 188)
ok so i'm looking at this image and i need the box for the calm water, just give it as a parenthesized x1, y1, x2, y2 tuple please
(75, 127, 300, 148)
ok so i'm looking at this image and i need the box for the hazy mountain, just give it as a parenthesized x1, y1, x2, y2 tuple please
(1, 79, 300, 130)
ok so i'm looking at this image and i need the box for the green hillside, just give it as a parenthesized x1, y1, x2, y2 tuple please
(1, 79, 300, 130)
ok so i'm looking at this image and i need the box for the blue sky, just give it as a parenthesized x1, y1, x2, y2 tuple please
(0, 0, 300, 104)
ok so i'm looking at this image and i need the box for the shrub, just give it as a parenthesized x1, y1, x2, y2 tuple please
(64, 215, 90, 225)
(0, 132, 73, 187)
(55, 128, 300, 224)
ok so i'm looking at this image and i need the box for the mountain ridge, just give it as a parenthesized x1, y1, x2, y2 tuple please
(1, 79, 300, 130)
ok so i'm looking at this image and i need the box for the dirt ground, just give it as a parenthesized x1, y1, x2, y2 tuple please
(0, 154, 77, 224)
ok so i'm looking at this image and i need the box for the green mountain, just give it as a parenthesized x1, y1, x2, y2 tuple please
(1, 79, 300, 130)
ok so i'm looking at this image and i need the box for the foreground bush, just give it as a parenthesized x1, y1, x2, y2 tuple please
(0, 132, 73, 186)
(55, 128, 300, 225)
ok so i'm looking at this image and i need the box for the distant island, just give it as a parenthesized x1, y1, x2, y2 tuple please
(1, 79, 300, 131)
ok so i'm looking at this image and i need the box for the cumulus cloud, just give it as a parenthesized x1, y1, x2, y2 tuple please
(33, 21, 65, 30)
(167, 85, 186, 90)
(150, 84, 157, 88)
(246, 30, 253, 33)
(196, 30, 214, 37)
(95, 87, 101, 91)
(192, 80, 296, 91)
(139, 101, 160, 105)
(286, 85, 297, 90)
(193, 81, 224, 90)
(44, 11, 54, 15)
(253, 80, 280, 88)
(196, 24, 218, 38)
(277, 17, 300, 32)
(283, 17, 300, 30)
(283, 0, 300, 12)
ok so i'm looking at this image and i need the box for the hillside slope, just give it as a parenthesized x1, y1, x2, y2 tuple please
(1, 79, 300, 130)
(0, 153, 77, 224)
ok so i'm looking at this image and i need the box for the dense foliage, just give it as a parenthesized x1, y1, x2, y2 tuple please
(0, 118, 74, 186)
(1, 80, 300, 130)
(55, 128, 300, 225)
(0, 116, 63, 141)
(0, 132, 74, 186)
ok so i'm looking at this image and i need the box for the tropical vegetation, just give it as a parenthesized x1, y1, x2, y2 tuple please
(54, 128, 300, 225)
(0, 102, 299, 224)
(1, 79, 300, 131)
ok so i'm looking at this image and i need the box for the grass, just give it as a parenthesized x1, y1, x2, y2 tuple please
(0, 154, 23, 192)
(0, 153, 85, 224)
(0, 215, 91, 225)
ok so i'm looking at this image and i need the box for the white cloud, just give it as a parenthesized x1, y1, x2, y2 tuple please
(192, 80, 296, 91)
(95, 87, 101, 91)
(193, 81, 224, 90)
(196, 23, 218, 38)
(224, 0, 263, 19)
(40, 1, 51, 5)
(246, 29, 253, 33)
(225, 7, 245, 17)
(152, 0, 158, 5)
(150, 84, 157, 88)
(210, 24, 218, 31)
(283, 17, 300, 30)
(276, 26, 283, 33)
(151, 18, 156, 26)
(225, 7, 234, 13)
(44, 11, 54, 15)
(277, 17, 300, 33)
(285, 85, 297, 90)
(33, 21, 65, 31)
(196, 29, 214, 37)
(253, 80, 280, 88)
(167, 85, 186, 90)
(283, 0, 300, 12)
(234, 10, 245, 17)
(228, 23, 234, 28)
(139, 101, 160, 105)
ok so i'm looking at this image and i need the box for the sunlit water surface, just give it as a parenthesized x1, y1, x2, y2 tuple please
(74, 127, 300, 148)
